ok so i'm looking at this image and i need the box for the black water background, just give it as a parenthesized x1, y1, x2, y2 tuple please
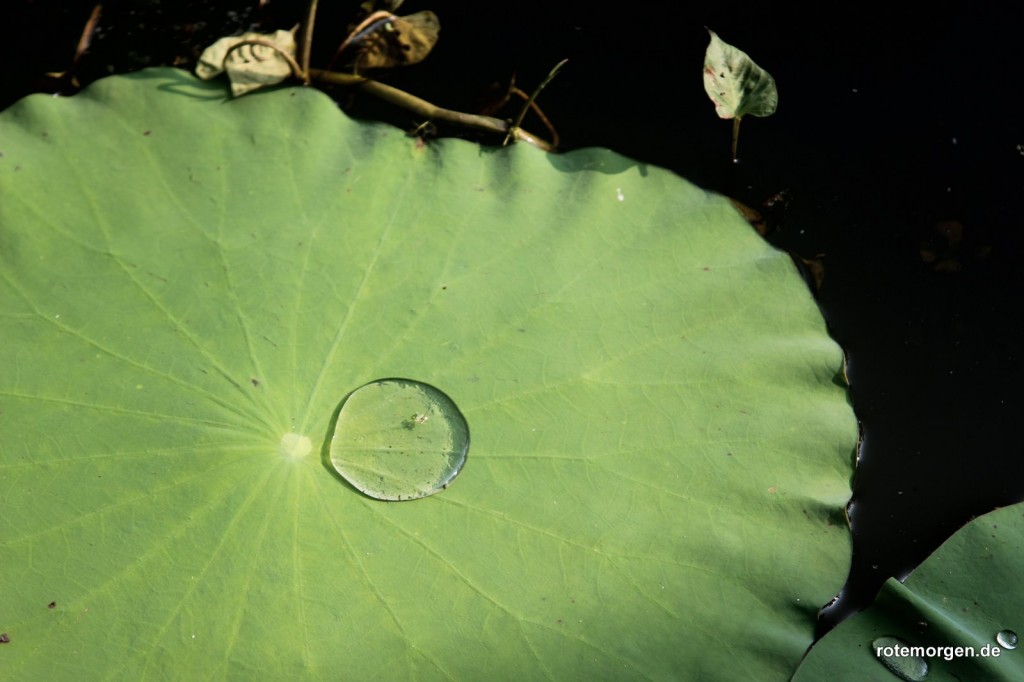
(4, 0, 1023, 636)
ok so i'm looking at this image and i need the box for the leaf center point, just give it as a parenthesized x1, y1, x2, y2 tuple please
(280, 432, 312, 459)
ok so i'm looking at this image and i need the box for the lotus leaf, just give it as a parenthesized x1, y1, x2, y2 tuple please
(794, 502, 1024, 681)
(0, 68, 855, 679)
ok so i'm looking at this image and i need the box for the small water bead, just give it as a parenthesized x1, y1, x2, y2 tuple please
(872, 636, 929, 681)
(329, 378, 469, 501)
(996, 630, 1018, 650)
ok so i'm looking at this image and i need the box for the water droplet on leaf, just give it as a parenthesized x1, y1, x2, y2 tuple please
(330, 378, 469, 500)
(997, 630, 1018, 649)
(873, 636, 929, 681)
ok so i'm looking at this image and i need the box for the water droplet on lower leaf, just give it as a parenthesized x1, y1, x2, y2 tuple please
(997, 630, 1019, 650)
(873, 636, 929, 681)
(329, 378, 469, 501)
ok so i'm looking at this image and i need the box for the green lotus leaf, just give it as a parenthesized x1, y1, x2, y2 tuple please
(794, 502, 1024, 681)
(0, 68, 855, 679)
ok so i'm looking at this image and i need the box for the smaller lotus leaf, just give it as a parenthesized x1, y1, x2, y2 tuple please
(794, 502, 1024, 681)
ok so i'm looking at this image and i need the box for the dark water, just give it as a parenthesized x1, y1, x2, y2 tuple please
(5, 0, 1023, 636)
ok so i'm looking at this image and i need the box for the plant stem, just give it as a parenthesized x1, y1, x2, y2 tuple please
(45, 3, 103, 88)
(299, 0, 318, 83)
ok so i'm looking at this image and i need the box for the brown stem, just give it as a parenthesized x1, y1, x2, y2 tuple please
(731, 117, 742, 162)
(45, 3, 103, 88)
(74, 4, 103, 67)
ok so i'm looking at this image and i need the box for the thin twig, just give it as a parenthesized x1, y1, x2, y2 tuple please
(46, 3, 103, 88)
(73, 4, 103, 74)
(508, 85, 559, 149)
(504, 59, 567, 146)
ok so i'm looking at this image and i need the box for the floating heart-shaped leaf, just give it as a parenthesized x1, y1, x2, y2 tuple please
(703, 29, 778, 160)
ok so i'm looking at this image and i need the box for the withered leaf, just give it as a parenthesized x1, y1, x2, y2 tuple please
(348, 11, 440, 71)
(195, 28, 298, 97)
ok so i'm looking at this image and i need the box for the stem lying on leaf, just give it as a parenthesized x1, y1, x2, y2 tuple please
(272, 0, 558, 151)
(310, 69, 557, 152)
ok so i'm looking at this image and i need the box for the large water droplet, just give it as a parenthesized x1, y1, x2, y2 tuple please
(872, 636, 929, 681)
(329, 378, 469, 501)
(997, 630, 1019, 650)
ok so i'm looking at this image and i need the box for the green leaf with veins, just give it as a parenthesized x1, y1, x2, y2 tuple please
(0, 68, 854, 680)
(703, 30, 778, 120)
